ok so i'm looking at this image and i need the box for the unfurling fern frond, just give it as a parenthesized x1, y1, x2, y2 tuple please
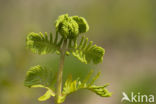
(26, 32, 63, 55)
(69, 36, 105, 64)
(24, 14, 111, 104)
(55, 14, 89, 39)
(71, 16, 89, 33)
(57, 71, 112, 103)
(24, 65, 56, 101)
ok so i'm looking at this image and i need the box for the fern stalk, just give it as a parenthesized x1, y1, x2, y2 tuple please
(55, 39, 67, 104)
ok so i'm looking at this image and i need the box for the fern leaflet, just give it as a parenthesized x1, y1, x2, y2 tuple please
(68, 36, 105, 64)
(26, 32, 63, 55)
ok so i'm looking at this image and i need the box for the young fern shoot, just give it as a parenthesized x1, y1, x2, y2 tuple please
(24, 14, 112, 104)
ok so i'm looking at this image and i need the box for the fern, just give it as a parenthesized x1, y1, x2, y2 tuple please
(24, 14, 111, 104)
(71, 16, 89, 33)
(55, 14, 89, 39)
(26, 32, 63, 55)
(58, 71, 111, 103)
(24, 65, 55, 101)
(68, 36, 105, 64)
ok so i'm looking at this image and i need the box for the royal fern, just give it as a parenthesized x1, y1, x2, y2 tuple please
(24, 14, 111, 104)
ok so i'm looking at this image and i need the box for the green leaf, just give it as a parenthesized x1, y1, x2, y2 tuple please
(55, 14, 89, 39)
(24, 65, 55, 101)
(88, 84, 112, 97)
(70, 36, 105, 64)
(63, 76, 78, 95)
(38, 89, 54, 101)
(58, 71, 111, 103)
(24, 65, 52, 87)
(26, 32, 63, 55)
(31, 85, 55, 97)
(55, 14, 79, 39)
(72, 16, 89, 33)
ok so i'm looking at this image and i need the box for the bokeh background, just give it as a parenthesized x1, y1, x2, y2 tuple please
(0, 0, 156, 104)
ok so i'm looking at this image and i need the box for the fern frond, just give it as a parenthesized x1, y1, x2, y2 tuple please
(24, 65, 56, 101)
(55, 14, 89, 39)
(26, 32, 63, 55)
(58, 71, 111, 103)
(72, 16, 89, 33)
(69, 36, 105, 64)
(55, 14, 79, 39)
(88, 84, 111, 97)
(24, 65, 52, 87)
(25, 14, 110, 103)
(38, 89, 55, 101)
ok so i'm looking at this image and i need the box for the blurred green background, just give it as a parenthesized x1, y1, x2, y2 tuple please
(0, 0, 156, 104)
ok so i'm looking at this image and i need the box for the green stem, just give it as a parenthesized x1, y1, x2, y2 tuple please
(55, 39, 67, 104)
